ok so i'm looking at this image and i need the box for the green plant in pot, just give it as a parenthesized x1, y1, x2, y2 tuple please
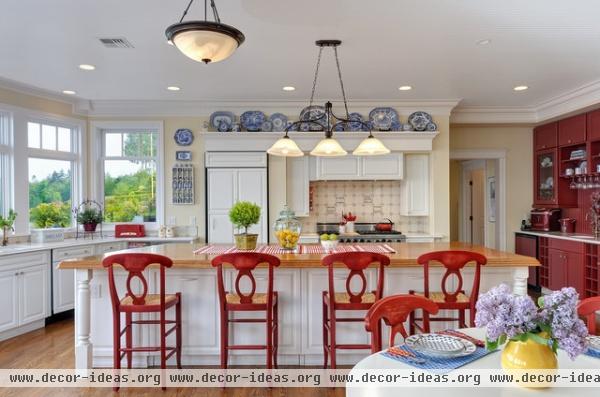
(0, 209, 17, 246)
(76, 207, 103, 232)
(30, 202, 71, 229)
(229, 201, 261, 250)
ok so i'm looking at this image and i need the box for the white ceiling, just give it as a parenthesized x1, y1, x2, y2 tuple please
(1, 0, 600, 111)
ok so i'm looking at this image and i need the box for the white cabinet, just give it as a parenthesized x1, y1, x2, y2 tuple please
(52, 245, 94, 314)
(400, 153, 430, 216)
(311, 154, 404, 181)
(206, 152, 268, 244)
(286, 157, 310, 217)
(0, 269, 18, 333)
(20, 265, 48, 324)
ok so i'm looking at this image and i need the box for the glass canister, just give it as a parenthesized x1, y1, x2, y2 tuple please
(274, 205, 302, 250)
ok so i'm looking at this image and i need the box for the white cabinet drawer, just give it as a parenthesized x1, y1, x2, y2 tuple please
(95, 242, 127, 255)
(0, 251, 50, 270)
(53, 246, 94, 261)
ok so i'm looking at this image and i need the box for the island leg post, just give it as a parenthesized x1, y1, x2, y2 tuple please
(75, 269, 93, 369)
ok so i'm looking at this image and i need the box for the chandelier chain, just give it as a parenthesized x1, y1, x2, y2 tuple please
(178, 0, 220, 23)
(334, 46, 350, 119)
(309, 46, 324, 109)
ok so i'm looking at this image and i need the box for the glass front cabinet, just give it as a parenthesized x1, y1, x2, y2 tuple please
(535, 149, 557, 205)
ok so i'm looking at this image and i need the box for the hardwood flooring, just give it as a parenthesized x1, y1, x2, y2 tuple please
(0, 319, 345, 397)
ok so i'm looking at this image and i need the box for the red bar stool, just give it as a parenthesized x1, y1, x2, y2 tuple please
(365, 294, 439, 352)
(578, 296, 600, 335)
(322, 252, 390, 368)
(211, 252, 280, 369)
(102, 253, 182, 391)
(409, 250, 487, 333)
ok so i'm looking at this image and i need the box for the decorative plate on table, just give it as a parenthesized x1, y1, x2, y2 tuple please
(426, 122, 437, 131)
(300, 105, 328, 130)
(369, 107, 399, 131)
(260, 120, 273, 132)
(209, 111, 235, 130)
(587, 336, 600, 351)
(408, 111, 433, 131)
(174, 128, 194, 146)
(241, 111, 267, 131)
(269, 113, 289, 132)
(405, 334, 476, 358)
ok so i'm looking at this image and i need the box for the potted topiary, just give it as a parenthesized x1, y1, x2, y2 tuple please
(0, 209, 17, 246)
(229, 201, 261, 250)
(76, 207, 103, 232)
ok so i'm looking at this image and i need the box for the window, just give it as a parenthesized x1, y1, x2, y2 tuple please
(100, 129, 159, 223)
(27, 120, 80, 229)
(0, 111, 12, 216)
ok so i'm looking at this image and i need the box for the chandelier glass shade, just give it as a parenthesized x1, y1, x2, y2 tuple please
(353, 135, 391, 156)
(310, 137, 348, 157)
(266, 135, 304, 157)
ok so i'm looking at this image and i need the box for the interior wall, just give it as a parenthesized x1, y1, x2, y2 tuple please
(449, 160, 461, 241)
(450, 124, 533, 252)
(0, 86, 82, 119)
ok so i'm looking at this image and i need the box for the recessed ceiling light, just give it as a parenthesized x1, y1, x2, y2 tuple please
(167, 86, 180, 91)
(282, 86, 296, 91)
(62, 90, 76, 95)
(398, 86, 412, 91)
(477, 39, 491, 45)
(513, 85, 529, 91)
(79, 64, 96, 71)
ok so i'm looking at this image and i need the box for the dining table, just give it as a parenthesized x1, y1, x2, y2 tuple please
(347, 328, 600, 397)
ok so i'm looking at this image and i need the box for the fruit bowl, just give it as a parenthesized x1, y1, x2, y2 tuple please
(320, 233, 339, 253)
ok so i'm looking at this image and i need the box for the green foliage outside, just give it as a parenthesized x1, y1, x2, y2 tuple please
(30, 202, 71, 228)
(229, 201, 261, 234)
(29, 169, 72, 228)
(104, 168, 156, 222)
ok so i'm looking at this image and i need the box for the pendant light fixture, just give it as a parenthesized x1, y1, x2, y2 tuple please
(166, 0, 245, 64)
(268, 40, 390, 157)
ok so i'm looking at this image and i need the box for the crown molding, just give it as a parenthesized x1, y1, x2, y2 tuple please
(81, 99, 460, 118)
(535, 79, 600, 122)
(0, 77, 89, 110)
(450, 106, 537, 124)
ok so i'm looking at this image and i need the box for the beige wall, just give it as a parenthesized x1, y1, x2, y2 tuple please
(450, 125, 533, 251)
(0, 86, 83, 119)
(431, 115, 450, 240)
(449, 160, 461, 241)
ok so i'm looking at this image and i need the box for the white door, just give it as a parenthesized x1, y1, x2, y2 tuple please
(400, 154, 429, 216)
(207, 169, 236, 211)
(53, 266, 74, 313)
(19, 265, 48, 325)
(237, 168, 268, 241)
(0, 269, 18, 332)
(470, 169, 486, 245)
(361, 154, 404, 179)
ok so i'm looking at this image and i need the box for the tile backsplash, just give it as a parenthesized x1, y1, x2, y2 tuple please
(300, 180, 429, 233)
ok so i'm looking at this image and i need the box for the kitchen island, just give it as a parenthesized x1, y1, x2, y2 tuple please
(59, 242, 538, 369)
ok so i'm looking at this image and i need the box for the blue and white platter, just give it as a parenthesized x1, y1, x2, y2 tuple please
(408, 111, 433, 131)
(269, 113, 289, 132)
(174, 128, 194, 146)
(300, 105, 328, 131)
(391, 121, 403, 131)
(260, 120, 273, 132)
(241, 111, 267, 131)
(346, 112, 364, 132)
(402, 123, 413, 131)
(369, 107, 399, 131)
(209, 111, 235, 131)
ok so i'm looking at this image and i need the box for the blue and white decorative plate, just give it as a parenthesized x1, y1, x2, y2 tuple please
(269, 113, 289, 132)
(333, 122, 345, 132)
(426, 122, 437, 131)
(300, 105, 328, 131)
(402, 123, 413, 131)
(241, 111, 267, 131)
(174, 128, 194, 146)
(391, 121, 403, 131)
(408, 111, 433, 131)
(231, 123, 241, 132)
(216, 119, 231, 132)
(346, 112, 364, 132)
(260, 120, 273, 132)
(369, 107, 399, 131)
(299, 122, 311, 132)
(209, 111, 235, 131)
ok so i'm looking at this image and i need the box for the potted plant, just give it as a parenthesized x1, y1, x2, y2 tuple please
(0, 209, 17, 246)
(76, 207, 103, 232)
(229, 201, 261, 250)
(29, 202, 71, 243)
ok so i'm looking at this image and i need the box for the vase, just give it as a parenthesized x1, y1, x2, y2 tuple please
(501, 336, 558, 388)
(234, 233, 258, 250)
(83, 223, 97, 232)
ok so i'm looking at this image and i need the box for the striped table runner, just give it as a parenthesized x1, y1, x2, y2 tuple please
(194, 243, 395, 255)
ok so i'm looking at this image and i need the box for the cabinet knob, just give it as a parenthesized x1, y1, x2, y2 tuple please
(568, 139, 572, 143)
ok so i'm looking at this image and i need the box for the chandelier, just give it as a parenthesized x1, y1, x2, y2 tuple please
(268, 40, 390, 157)
(166, 0, 245, 64)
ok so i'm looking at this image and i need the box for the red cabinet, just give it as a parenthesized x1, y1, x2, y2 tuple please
(515, 234, 538, 287)
(567, 253, 585, 297)
(587, 109, 600, 142)
(558, 114, 586, 147)
(534, 122, 557, 151)
(546, 239, 586, 296)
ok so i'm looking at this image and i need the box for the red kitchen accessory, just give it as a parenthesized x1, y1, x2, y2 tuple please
(342, 212, 357, 222)
(375, 218, 394, 232)
(558, 218, 576, 234)
(115, 224, 146, 238)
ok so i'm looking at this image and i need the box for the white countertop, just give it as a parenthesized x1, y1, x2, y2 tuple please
(516, 230, 600, 244)
(0, 236, 200, 257)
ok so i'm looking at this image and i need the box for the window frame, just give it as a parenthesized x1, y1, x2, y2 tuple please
(0, 110, 14, 217)
(90, 121, 164, 229)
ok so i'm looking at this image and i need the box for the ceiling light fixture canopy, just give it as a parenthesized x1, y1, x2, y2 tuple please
(166, 0, 245, 64)
(268, 40, 390, 157)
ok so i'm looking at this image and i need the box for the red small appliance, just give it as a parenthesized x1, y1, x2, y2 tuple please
(114, 224, 146, 238)
(530, 208, 561, 232)
(559, 218, 576, 234)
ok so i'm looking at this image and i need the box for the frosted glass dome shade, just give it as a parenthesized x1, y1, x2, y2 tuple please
(267, 136, 304, 157)
(166, 21, 245, 64)
(310, 138, 347, 157)
(353, 136, 390, 156)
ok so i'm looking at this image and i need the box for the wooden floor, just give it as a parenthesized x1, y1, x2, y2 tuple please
(0, 319, 345, 397)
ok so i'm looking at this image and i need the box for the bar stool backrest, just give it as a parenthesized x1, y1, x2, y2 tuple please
(577, 296, 600, 335)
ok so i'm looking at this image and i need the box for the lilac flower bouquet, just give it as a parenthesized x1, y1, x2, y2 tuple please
(475, 284, 588, 359)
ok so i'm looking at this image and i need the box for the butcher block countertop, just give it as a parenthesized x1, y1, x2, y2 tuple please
(57, 242, 539, 270)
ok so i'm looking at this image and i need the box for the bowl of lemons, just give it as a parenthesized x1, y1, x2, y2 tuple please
(320, 233, 339, 253)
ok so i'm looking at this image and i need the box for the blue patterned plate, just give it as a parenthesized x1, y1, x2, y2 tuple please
(300, 105, 328, 131)
(369, 107, 399, 131)
(402, 123, 413, 131)
(260, 120, 273, 132)
(174, 128, 194, 146)
(209, 111, 235, 130)
(269, 113, 288, 132)
(346, 112, 364, 132)
(391, 121, 403, 131)
(408, 111, 433, 131)
(216, 119, 231, 132)
(241, 111, 267, 131)
(426, 122, 437, 131)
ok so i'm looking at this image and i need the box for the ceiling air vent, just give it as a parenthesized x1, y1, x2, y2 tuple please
(98, 37, 134, 48)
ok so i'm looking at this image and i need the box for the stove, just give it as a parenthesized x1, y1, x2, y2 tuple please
(316, 222, 406, 243)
